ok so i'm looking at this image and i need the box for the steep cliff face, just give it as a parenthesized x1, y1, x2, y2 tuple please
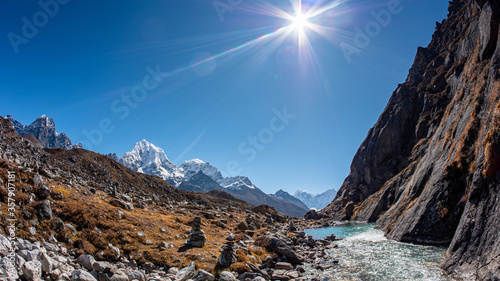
(320, 0, 500, 279)
(6, 115, 82, 149)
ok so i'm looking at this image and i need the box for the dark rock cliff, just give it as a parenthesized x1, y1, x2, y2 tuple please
(6, 115, 82, 150)
(320, 0, 500, 279)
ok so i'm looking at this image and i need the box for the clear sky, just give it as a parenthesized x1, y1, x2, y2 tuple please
(0, 0, 449, 195)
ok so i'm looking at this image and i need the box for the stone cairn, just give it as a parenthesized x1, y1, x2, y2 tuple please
(218, 232, 237, 268)
(185, 217, 206, 248)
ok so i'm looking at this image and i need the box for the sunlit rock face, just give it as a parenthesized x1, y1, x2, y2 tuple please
(320, 0, 500, 279)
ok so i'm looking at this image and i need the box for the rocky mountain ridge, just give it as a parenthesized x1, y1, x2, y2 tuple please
(270, 189, 309, 211)
(6, 115, 82, 150)
(320, 0, 500, 279)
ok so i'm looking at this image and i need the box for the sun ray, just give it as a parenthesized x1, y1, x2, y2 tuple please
(144, 0, 349, 88)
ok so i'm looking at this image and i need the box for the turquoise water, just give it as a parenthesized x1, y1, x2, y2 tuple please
(303, 223, 459, 281)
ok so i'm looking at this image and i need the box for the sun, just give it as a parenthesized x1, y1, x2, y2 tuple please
(291, 13, 309, 30)
(290, 11, 310, 31)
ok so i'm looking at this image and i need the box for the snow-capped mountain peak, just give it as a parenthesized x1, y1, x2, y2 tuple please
(120, 139, 180, 179)
(218, 176, 256, 190)
(294, 188, 337, 210)
(179, 159, 223, 182)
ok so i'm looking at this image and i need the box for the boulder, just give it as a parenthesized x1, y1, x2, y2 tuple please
(218, 271, 237, 281)
(71, 269, 97, 281)
(175, 261, 195, 281)
(22, 261, 42, 281)
(41, 252, 59, 274)
(76, 255, 95, 271)
(257, 236, 302, 264)
(0, 235, 12, 256)
(108, 270, 128, 281)
(303, 209, 320, 220)
(127, 270, 146, 281)
(192, 269, 215, 281)
(37, 185, 51, 200)
(36, 200, 52, 220)
(92, 261, 113, 272)
(275, 262, 293, 270)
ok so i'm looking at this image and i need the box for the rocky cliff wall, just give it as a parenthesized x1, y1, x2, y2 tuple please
(320, 0, 500, 279)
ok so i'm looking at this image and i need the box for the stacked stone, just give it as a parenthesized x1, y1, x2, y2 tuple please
(217, 233, 237, 268)
(185, 217, 206, 248)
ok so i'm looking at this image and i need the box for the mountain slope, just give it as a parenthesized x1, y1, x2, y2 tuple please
(320, 0, 500, 279)
(6, 115, 81, 149)
(294, 189, 337, 210)
(270, 189, 309, 211)
(0, 115, 259, 272)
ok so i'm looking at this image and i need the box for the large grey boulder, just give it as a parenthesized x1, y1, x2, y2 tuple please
(71, 269, 97, 281)
(218, 271, 237, 281)
(0, 235, 12, 256)
(127, 270, 146, 281)
(36, 200, 52, 220)
(22, 260, 42, 281)
(175, 262, 195, 281)
(41, 252, 59, 274)
(76, 255, 95, 271)
(258, 235, 302, 264)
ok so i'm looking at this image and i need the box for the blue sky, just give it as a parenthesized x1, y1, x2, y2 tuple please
(0, 0, 449, 194)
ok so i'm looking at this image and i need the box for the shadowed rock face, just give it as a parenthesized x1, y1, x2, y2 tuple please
(320, 0, 500, 279)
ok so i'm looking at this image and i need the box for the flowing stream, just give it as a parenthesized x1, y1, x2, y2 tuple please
(302, 223, 460, 281)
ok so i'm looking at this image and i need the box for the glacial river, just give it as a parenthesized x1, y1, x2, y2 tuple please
(303, 223, 461, 281)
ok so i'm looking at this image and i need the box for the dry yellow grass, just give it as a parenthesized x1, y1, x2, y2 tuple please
(0, 164, 268, 273)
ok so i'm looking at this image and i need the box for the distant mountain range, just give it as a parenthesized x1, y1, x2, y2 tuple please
(5, 115, 324, 217)
(270, 189, 309, 211)
(6, 115, 82, 149)
(294, 188, 337, 210)
(118, 139, 308, 217)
